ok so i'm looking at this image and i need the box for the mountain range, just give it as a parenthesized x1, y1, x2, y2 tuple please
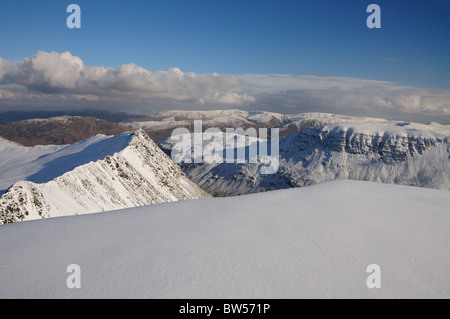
(0, 129, 210, 224)
(0, 116, 129, 146)
(0, 109, 449, 298)
(1, 180, 449, 298)
(121, 109, 291, 141)
(159, 117, 450, 196)
(1, 110, 449, 222)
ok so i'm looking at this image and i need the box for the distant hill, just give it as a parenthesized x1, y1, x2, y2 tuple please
(0, 116, 130, 146)
(121, 109, 291, 142)
(159, 120, 450, 196)
(0, 109, 146, 124)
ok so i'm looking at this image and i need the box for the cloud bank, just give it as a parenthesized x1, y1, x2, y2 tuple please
(1, 51, 450, 124)
(0, 51, 254, 108)
(238, 74, 450, 123)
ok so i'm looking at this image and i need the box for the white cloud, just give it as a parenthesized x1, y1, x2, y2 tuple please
(0, 57, 18, 83)
(238, 74, 450, 122)
(238, 73, 394, 92)
(1, 51, 450, 124)
(0, 51, 254, 107)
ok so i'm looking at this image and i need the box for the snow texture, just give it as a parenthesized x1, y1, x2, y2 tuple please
(159, 122, 450, 196)
(0, 130, 210, 223)
(0, 180, 449, 298)
(122, 109, 291, 131)
(284, 112, 450, 136)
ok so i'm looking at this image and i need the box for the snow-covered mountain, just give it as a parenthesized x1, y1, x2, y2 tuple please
(159, 122, 450, 196)
(282, 112, 450, 136)
(1, 180, 449, 298)
(124, 109, 290, 128)
(122, 110, 450, 142)
(0, 138, 67, 194)
(0, 130, 210, 224)
(121, 109, 291, 141)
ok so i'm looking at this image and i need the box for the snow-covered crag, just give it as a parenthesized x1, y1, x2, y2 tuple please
(160, 123, 450, 196)
(282, 112, 450, 136)
(121, 109, 291, 142)
(123, 110, 450, 140)
(0, 130, 211, 224)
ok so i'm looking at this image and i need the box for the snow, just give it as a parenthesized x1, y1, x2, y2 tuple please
(0, 139, 66, 194)
(0, 133, 134, 193)
(286, 112, 388, 124)
(0, 180, 449, 298)
(123, 119, 191, 130)
(395, 121, 450, 136)
(121, 109, 290, 132)
(159, 122, 450, 196)
(0, 132, 132, 190)
(158, 109, 289, 124)
(285, 112, 450, 136)
(321, 122, 445, 139)
(20, 116, 82, 123)
(0, 130, 210, 223)
(122, 110, 450, 137)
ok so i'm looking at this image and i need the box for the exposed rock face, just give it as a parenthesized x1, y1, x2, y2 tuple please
(290, 125, 445, 162)
(0, 130, 211, 224)
(159, 123, 450, 196)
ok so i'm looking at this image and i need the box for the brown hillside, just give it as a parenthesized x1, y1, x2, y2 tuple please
(0, 116, 130, 146)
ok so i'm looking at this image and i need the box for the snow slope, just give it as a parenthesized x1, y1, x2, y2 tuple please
(284, 112, 450, 136)
(122, 109, 291, 131)
(0, 138, 66, 194)
(0, 180, 449, 299)
(159, 122, 450, 196)
(122, 110, 450, 141)
(0, 130, 210, 223)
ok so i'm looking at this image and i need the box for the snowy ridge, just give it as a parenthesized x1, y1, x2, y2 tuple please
(286, 112, 388, 123)
(123, 110, 450, 138)
(159, 109, 290, 125)
(20, 115, 82, 123)
(283, 112, 450, 136)
(0, 180, 449, 298)
(160, 122, 450, 196)
(289, 123, 447, 161)
(0, 130, 211, 223)
(0, 133, 131, 193)
(122, 109, 291, 131)
(120, 110, 450, 144)
(0, 140, 65, 193)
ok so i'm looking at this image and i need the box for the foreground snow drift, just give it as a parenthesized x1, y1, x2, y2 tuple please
(0, 180, 449, 298)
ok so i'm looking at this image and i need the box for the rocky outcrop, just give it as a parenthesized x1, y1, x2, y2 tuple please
(160, 123, 450, 196)
(0, 130, 211, 224)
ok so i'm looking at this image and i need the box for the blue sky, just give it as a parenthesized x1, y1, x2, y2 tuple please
(0, 0, 449, 122)
(1, 0, 448, 88)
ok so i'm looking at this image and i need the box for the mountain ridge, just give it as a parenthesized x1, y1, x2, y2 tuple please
(0, 129, 211, 224)
(159, 122, 450, 196)
(0, 116, 130, 146)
